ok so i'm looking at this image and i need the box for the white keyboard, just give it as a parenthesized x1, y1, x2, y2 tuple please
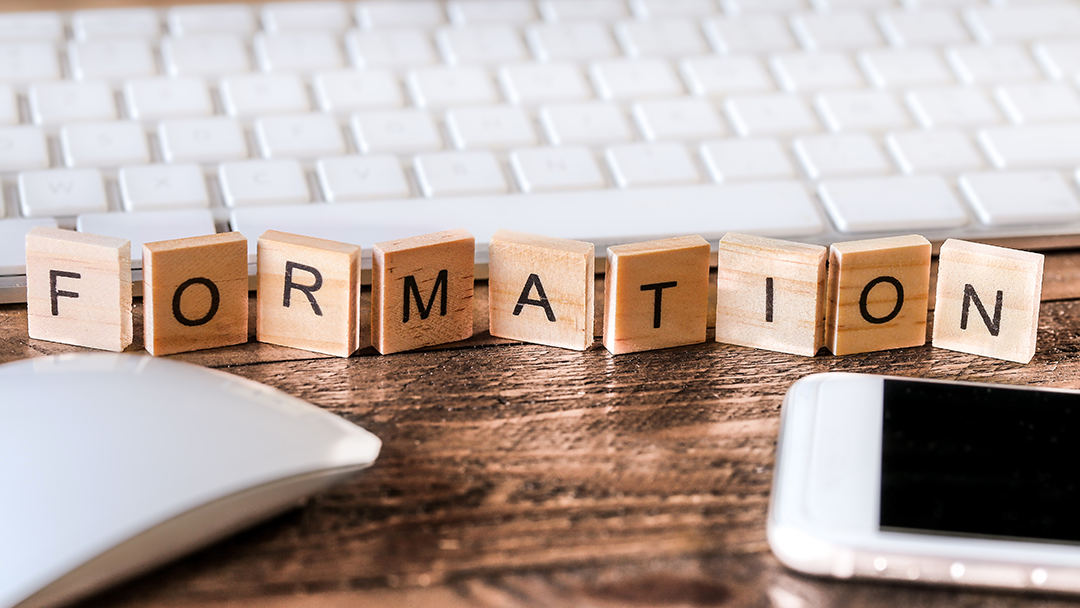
(4, 0, 1080, 304)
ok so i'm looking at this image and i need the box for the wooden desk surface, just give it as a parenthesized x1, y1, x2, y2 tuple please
(6, 251, 1080, 608)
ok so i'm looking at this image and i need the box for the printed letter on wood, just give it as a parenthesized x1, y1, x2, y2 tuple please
(25, 226, 132, 352)
(715, 232, 827, 357)
(143, 232, 248, 356)
(603, 235, 710, 355)
(371, 229, 474, 354)
(932, 239, 1043, 363)
(257, 230, 361, 357)
(826, 234, 932, 356)
(489, 230, 595, 351)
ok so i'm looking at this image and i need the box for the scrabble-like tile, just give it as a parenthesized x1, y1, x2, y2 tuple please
(371, 229, 474, 354)
(932, 239, 1043, 364)
(257, 230, 361, 357)
(489, 229, 595, 351)
(826, 234, 931, 356)
(143, 232, 248, 356)
(25, 226, 131, 351)
(603, 235, 710, 355)
(715, 232, 827, 357)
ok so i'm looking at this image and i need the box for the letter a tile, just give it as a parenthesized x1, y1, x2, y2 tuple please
(603, 236, 710, 355)
(715, 232, 827, 357)
(932, 239, 1043, 364)
(371, 229, 474, 355)
(489, 229, 594, 351)
(26, 226, 132, 352)
(143, 232, 248, 356)
(257, 230, 361, 357)
(826, 234, 931, 356)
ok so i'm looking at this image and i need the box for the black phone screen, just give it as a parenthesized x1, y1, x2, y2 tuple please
(880, 378, 1080, 544)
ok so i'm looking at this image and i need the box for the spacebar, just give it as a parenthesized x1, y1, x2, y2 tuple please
(230, 182, 825, 261)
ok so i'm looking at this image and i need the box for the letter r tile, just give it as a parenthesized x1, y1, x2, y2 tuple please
(603, 235, 710, 355)
(371, 229, 474, 355)
(257, 230, 361, 357)
(932, 239, 1043, 364)
(143, 232, 248, 356)
(825, 234, 931, 356)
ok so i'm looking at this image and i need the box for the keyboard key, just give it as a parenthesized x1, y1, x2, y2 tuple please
(162, 35, 251, 77)
(167, 4, 256, 36)
(414, 151, 508, 196)
(995, 83, 1080, 124)
(960, 171, 1080, 226)
(886, 130, 986, 173)
(446, 105, 538, 149)
(124, 77, 214, 120)
(701, 138, 796, 181)
(0, 126, 49, 172)
(858, 49, 955, 87)
(724, 94, 819, 136)
(905, 86, 1002, 128)
(219, 159, 310, 207)
(253, 32, 345, 72)
(499, 63, 593, 104)
(406, 66, 500, 108)
(436, 25, 530, 65)
(818, 175, 968, 232)
(220, 73, 310, 118)
(590, 59, 684, 101)
(77, 209, 217, 264)
(965, 5, 1080, 44)
(261, 2, 351, 33)
(791, 12, 884, 51)
(119, 164, 210, 211)
(680, 56, 775, 96)
(356, 0, 445, 28)
(631, 0, 718, 18)
(633, 98, 726, 140)
(509, 146, 606, 192)
(0, 42, 61, 84)
(526, 22, 620, 61)
(60, 121, 151, 168)
(815, 91, 911, 131)
(447, 0, 537, 25)
(540, 102, 634, 145)
(877, 9, 970, 47)
(345, 29, 438, 69)
(946, 44, 1041, 84)
(0, 218, 58, 275)
(0, 84, 17, 126)
(316, 155, 411, 202)
(72, 8, 160, 40)
(19, 169, 108, 217)
(0, 13, 63, 41)
(351, 109, 443, 153)
(29, 81, 117, 126)
(539, 0, 630, 22)
(255, 114, 347, 158)
(158, 117, 249, 163)
(978, 124, 1080, 169)
(794, 133, 893, 179)
(813, 0, 895, 9)
(615, 19, 709, 58)
(68, 39, 157, 81)
(313, 69, 403, 113)
(704, 15, 797, 53)
(770, 51, 865, 91)
(721, 0, 807, 12)
(1033, 41, 1080, 80)
(605, 142, 700, 187)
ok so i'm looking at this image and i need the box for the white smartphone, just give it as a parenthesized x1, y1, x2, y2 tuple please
(769, 372, 1080, 593)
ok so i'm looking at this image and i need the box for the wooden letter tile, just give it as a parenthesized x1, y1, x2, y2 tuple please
(371, 229, 474, 354)
(25, 226, 132, 352)
(825, 234, 932, 356)
(932, 239, 1043, 364)
(715, 232, 827, 357)
(603, 235, 710, 355)
(257, 230, 361, 357)
(488, 230, 595, 351)
(143, 232, 249, 356)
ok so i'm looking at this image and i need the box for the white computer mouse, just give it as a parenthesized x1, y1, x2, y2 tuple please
(0, 353, 381, 608)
